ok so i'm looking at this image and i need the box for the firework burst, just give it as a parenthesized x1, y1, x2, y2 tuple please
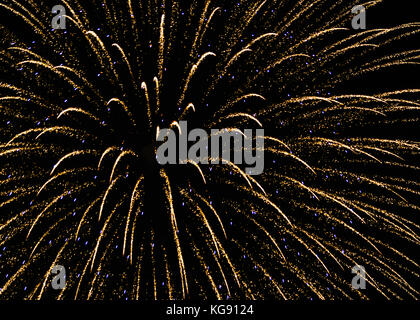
(0, 0, 419, 300)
